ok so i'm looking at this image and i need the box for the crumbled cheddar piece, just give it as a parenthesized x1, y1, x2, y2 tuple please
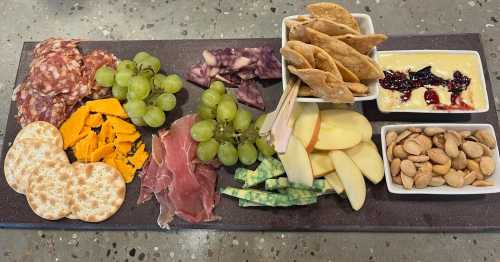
(73, 139, 88, 162)
(90, 143, 115, 162)
(115, 132, 140, 143)
(107, 116, 136, 134)
(60, 105, 90, 149)
(76, 126, 92, 141)
(85, 98, 128, 118)
(85, 113, 103, 128)
(98, 120, 113, 146)
(128, 143, 149, 169)
(115, 141, 132, 155)
(114, 158, 136, 183)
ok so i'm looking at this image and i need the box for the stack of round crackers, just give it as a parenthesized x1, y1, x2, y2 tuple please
(4, 121, 125, 222)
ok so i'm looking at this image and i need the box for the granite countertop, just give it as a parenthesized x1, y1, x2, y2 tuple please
(1, 0, 500, 261)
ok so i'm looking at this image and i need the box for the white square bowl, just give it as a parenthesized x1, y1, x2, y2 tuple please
(381, 123, 500, 195)
(281, 14, 379, 103)
(376, 50, 489, 113)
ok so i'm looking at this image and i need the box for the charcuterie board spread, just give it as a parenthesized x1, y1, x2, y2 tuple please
(2, 3, 500, 232)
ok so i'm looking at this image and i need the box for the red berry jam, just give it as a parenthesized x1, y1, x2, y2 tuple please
(424, 89, 440, 105)
(379, 66, 473, 110)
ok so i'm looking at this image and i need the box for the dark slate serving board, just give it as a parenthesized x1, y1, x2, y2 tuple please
(1, 34, 499, 232)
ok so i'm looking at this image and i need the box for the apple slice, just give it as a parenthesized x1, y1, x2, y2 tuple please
(293, 103, 320, 152)
(329, 150, 366, 211)
(320, 109, 372, 142)
(278, 134, 314, 187)
(324, 172, 344, 194)
(314, 110, 362, 150)
(310, 151, 335, 177)
(344, 142, 384, 184)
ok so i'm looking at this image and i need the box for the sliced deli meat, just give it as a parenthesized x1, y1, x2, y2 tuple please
(81, 49, 118, 99)
(137, 114, 220, 229)
(187, 47, 282, 110)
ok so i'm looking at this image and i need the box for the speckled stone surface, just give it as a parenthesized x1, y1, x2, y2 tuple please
(1, 0, 500, 261)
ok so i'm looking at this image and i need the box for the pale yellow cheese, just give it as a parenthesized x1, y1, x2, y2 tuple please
(377, 52, 486, 111)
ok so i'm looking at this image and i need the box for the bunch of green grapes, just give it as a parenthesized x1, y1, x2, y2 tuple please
(94, 51, 183, 128)
(190, 81, 276, 167)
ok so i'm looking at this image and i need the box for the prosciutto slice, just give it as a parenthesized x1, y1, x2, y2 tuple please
(186, 46, 282, 110)
(137, 114, 219, 229)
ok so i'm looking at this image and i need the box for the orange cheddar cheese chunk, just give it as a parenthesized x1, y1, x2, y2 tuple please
(90, 143, 115, 162)
(128, 143, 149, 169)
(85, 113, 103, 128)
(60, 105, 90, 149)
(107, 116, 136, 134)
(115, 132, 140, 143)
(115, 141, 133, 155)
(114, 158, 136, 183)
(85, 98, 128, 118)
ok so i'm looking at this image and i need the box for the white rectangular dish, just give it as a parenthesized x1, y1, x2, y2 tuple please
(376, 50, 489, 113)
(281, 14, 379, 103)
(381, 123, 500, 195)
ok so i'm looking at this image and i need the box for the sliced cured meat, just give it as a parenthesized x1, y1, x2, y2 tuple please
(236, 80, 265, 110)
(29, 52, 86, 100)
(15, 81, 71, 127)
(33, 38, 81, 60)
(187, 47, 281, 110)
(81, 49, 117, 99)
(137, 114, 220, 228)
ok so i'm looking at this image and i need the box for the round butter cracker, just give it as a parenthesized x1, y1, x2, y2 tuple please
(26, 161, 74, 220)
(14, 121, 63, 149)
(4, 138, 69, 194)
(69, 162, 125, 223)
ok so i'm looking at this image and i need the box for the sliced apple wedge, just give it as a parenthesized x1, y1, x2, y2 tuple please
(293, 103, 320, 152)
(329, 150, 366, 211)
(310, 151, 335, 177)
(344, 142, 384, 184)
(314, 110, 362, 150)
(278, 134, 314, 187)
(320, 109, 373, 142)
(324, 171, 344, 194)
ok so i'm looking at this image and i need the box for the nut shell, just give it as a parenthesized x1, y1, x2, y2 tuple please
(462, 141, 484, 159)
(479, 156, 495, 176)
(403, 139, 422, 156)
(400, 159, 417, 177)
(390, 158, 401, 177)
(427, 148, 450, 165)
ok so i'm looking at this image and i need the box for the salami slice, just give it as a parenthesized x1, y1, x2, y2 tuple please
(29, 52, 84, 97)
(81, 49, 117, 99)
(33, 38, 81, 60)
(15, 80, 70, 127)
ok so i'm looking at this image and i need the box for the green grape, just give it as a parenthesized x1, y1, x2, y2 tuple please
(209, 80, 226, 94)
(115, 68, 134, 87)
(233, 108, 252, 132)
(112, 83, 128, 100)
(214, 123, 235, 144)
(133, 51, 151, 63)
(197, 138, 219, 162)
(217, 142, 238, 166)
(201, 89, 222, 108)
(127, 75, 151, 100)
(221, 94, 235, 103)
(155, 93, 176, 111)
(216, 99, 237, 122)
(197, 104, 215, 120)
(190, 119, 216, 142)
(255, 137, 276, 157)
(130, 116, 146, 127)
(139, 56, 161, 73)
(254, 113, 267, 130)
(117, 60, 137, 72)
(124, 100, 147, 118)
(238, 142, 258, 165)
(95, 66, 115, 87)
(143, 106, 166, 128)
(161, 74, 183, 94)
(138, 69, 154, 79)
(153, 73, 166, 89)
(240, 126, 258, 144)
